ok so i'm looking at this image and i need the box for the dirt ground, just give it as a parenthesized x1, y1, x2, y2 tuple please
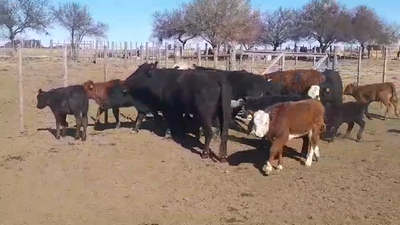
(0, 57, 399, 225)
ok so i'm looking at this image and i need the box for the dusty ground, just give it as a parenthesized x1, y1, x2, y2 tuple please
(0, 57, 399, 225)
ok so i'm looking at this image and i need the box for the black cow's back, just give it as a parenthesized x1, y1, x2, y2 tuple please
(321, 69, 343, 106)
(46, 85, 89, 115)
(244, 94, 308, 112)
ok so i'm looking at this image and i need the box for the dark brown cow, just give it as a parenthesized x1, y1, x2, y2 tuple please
(83, 79, 125, 128)
(343, 82, 399, 119)
(263, 69, 326, 95)
(249, 99, 325, 175)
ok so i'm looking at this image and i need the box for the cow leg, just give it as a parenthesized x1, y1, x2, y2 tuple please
(355, 119, 366, 142)
(380, 98, 392, 120)
(112, 107, 121, 129)
(218, 112, 230, 163)
(343, 121, 355, 138)
(73, 112, 83, 140)
(131, 111, 146, 134)
(94, 107, 105, 128)
(61, 114, 68, 137)
(262, 140, 284, 175)
(81, 112, 88, 141)
(306, 126, 321, 166)
(389, 98, 399, 117)
(199, 115, 213, 159)
(54, 114, 62, 140)
(301, 136, 310, 158)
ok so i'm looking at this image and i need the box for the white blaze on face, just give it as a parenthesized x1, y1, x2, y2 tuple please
(308, 85, 320, 100)
(252, 110, 270, 138)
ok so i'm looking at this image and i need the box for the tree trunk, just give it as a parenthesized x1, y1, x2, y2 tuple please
(273, 45, 278, 51)
(361, 44, 365, 59)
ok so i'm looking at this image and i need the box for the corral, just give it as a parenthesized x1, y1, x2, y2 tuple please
(0, 54, 399, 224)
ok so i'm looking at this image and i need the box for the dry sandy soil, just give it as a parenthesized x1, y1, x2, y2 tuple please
(0, 57, 399, 225)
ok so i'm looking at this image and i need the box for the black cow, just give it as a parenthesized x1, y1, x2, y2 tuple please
(320, 69, 343, 107)
(36, 85, 89, 141)
(124, 62, 232, 161)
(323, 102, 372, 142)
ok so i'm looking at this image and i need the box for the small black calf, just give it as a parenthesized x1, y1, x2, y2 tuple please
(36, 85, 89, 141)
(324, 101, 372, 142)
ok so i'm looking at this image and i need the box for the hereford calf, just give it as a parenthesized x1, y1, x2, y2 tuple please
(324, 102, 372, 142)
(249, 99, 325, 175)
(343, 82, 399, 119)
(36, 85, 89, 141)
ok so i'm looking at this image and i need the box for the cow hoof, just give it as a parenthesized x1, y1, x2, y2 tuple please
(201, 152, 209, 159)
(115, 123, 121, 129)
(74, 136, 79, 140)
(262, 162, 273, 175)
(55, 136, 61, 140)
(81, 137, 86, 141)
(219, 157, 227, 163)
(130, 129, 139, 134)
(277, 164, 283, 170)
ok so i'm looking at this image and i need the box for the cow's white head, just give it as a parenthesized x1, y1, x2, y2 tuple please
(307, 85, 320, 100)
(251, 110, 271, 138)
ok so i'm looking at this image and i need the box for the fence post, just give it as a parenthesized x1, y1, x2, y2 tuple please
(94, 41, 98, 63)
(332, 46, 338, 70)
(173, 43, 179, 65)
(281, 53, 285, 71)
(124, 41, 128, 69)
(140, 44, 144, 64)
(196, 43, 201, 66)
(229, 44, 236, 71)
(103, 44, 109, 123)
(49, 39, 53, 60)
(357, 47, 362, 85)
(382, 46, 388, 83)
(17, 44, 24, 133)
(213, 44, 218, 69)
(144, 42, 149, 63)
(63, 45, 68, 87)
(164, 42, 168, 68)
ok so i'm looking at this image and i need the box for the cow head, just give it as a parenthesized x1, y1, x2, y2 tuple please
(307, 85, 321, 100)
(343, 83, 356, 95)
(36, 88, 49, 109)
(82, 80, 99, 100)
(250, 110, 271, 138)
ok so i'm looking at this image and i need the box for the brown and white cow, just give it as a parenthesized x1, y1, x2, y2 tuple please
(249, 99, 326, 175)
(263, 69, 326, 96)
(343, 82, 399, 119)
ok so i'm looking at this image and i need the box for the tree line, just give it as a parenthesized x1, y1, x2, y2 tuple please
(0, 0, 108, 58)
(152, 0, 400, 55)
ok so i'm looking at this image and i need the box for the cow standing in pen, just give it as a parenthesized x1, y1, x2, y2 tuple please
(249, 99, 325, 175)
(36, 85, 89, 141)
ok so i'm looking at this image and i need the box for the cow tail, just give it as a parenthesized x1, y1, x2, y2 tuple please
(390, 83, 398, 104)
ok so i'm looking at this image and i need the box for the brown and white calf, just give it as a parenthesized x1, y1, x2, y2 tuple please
(249, 99, 326, 175)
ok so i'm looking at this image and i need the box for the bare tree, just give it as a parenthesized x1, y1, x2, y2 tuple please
(237, 11, 263, 50)
(298, 0, 352, 52)
(261, 7, 296, 51)
(0, 0, 51, 50)
(376, 21, 400, 45)
(290, 9, 310, 51)
(152, 6, 198, 48)
(349, 5, 382, 58)
(52, 2, 108, 59)
(185, 0, 257, 49)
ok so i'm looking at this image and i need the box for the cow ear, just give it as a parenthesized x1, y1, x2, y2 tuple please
(153, 61, 158, 68)
(38, 89, 42, 94)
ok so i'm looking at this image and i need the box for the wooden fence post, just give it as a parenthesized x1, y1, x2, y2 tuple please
(49, 39, 53, 60)
(332, 46, 338, 70)
(164, 42, 168, 68)
(213, 44, 218, 69)
(103, 44, 109, 123)
(229, 44, 236, 71)
(63, 45, 68, 87)
(17, 44, 24, 133)
(196, 43, 201, 66)
(173, 43, 178, 65)
(357, 47, 362, 85)
(124, 41, 128, 69)
(382, 46, 388, 83)
(140, 44, 144, 64)
(145, 42, 149, 63)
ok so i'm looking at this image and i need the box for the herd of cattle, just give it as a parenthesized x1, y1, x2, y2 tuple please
(36, 61, 399, 175)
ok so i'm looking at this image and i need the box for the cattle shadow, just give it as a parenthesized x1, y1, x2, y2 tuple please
(227, 136, 306, 173)
(388, 129, 400, 134)
(36, 127, 81, 139)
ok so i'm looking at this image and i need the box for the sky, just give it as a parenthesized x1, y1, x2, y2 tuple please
(3, 0, 400, 47)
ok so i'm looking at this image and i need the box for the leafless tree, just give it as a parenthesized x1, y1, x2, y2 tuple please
(152, 6, 198, 48)
(290, 9, 309, 51)
(376, 21, 400, 45)
(237, 11, 263, 50)
(0, 0, 52, 50)
(298, 0, 352, 52)
(349, 5, 382, 58)
(261, 7, 296, 51)
(52, 2, 108, 60)
(185, 0, 257, 50)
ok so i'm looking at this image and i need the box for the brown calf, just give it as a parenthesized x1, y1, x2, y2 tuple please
(249, 99, 325, 175)
(263, 69, 326, 95)
(83, 79, 125, 128)
(343, 82, 399, 119)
